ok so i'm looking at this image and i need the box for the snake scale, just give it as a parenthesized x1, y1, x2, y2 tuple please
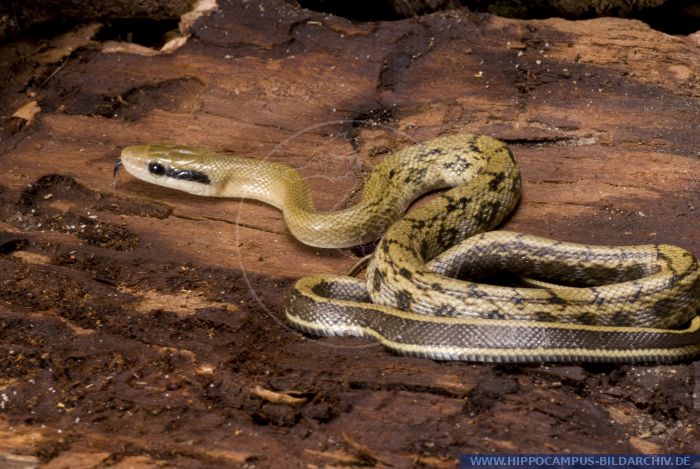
(117, 134, 700, 363)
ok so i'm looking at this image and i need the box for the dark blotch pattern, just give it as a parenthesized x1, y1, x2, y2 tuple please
(474, 200, 502, 224)
(434, 304, 456, 317)
(403, 166, 428, 184)
(396, 290, 413, 310)
(535, 311, 556, 322)
(547, 292, 568, 305)
(488, 172, 505, 191)
(486, 310, 506, 320)
(445, 196, 472, 212)
(372, 268, 384, 292)
(575, 313, 597, 325)
(610, 311, 632, 326)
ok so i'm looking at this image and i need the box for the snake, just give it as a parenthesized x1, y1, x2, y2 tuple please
(116, 134, 700, 363)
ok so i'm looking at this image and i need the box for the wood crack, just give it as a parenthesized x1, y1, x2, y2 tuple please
(172, 213, 286, 236)
(348, 380, 469, 399)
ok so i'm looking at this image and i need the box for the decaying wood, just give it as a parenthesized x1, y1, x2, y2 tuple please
(0, 0, 193, 41)
(389, 0, 461, 17)
(300, 0, 677, 20)
(0, 0, 698, 466)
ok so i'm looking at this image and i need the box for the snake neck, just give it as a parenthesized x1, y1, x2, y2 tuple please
(217, 158, 314, 211)
(280, 135, 511, 249)
(217, 134, 521, 249)
(213, 156, 404, 248)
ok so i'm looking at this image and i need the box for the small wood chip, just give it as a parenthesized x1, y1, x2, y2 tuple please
(304, 449, 363, 465)
(343, 432, 392, 467)
(250, 385, 308, 405)
(12, 101, 41, 124)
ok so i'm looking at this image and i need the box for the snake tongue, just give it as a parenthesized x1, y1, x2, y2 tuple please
(112, 158, 122, 190)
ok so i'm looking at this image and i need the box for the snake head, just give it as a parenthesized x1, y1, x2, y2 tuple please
(119, 144, 222, 196)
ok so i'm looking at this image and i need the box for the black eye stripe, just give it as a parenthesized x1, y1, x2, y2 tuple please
(167, 168, 211, 184)
(147, 161, 211, 185)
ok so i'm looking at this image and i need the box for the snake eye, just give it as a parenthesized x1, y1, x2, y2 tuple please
(148, 161, 166, 176)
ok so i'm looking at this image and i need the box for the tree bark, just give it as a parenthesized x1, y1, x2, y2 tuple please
(0, 0, 698, 466)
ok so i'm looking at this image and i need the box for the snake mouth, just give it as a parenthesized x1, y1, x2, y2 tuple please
(113, 158, 123, 190)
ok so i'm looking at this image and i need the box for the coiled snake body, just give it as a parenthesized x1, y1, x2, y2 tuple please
(118, 135, 700, 363)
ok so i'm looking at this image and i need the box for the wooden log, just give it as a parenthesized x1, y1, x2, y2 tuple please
(0, 0, 698, 466)
(0, 0, 192, 41)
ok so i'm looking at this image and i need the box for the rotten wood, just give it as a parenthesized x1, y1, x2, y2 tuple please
(0, 0, 698, 467)
(0, 0, 192, 42)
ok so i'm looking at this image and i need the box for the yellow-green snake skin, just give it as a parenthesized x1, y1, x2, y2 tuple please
(118, 134, 700, 363)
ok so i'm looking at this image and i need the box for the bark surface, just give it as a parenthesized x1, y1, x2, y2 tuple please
(0, 1, 698, 467)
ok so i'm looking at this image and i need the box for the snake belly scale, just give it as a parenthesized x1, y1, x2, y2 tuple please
(118, 134, 700, 363)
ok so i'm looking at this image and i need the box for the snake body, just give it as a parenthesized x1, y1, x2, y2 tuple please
(118, 135, 700, 363)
